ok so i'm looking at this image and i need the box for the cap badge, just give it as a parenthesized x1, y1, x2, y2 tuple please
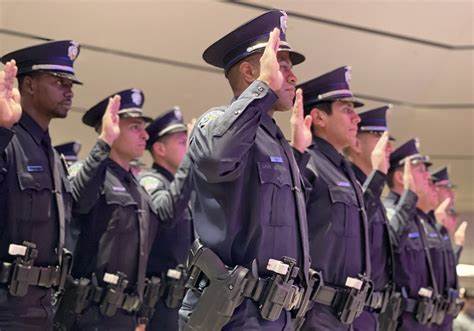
(280, 11, 288, 34)
(68, 41, 79, 61)
(345, 66, 352, 84)
(131, 89, 142, 106)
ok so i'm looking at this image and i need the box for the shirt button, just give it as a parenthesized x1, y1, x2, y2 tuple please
(253, 93, 259, 97)
(234, 111, 240, 115)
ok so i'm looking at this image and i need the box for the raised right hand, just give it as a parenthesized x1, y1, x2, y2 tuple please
(98, 95, 121, 146)
(0, 60, 22, 129)
(257, 28, 284, 92)
(371, 131, 390, 174)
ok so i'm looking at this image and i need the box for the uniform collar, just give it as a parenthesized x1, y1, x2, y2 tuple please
(152, 162, 174, 182)
(311, 136, 344, 168)
(260, 111, 281, 139)
(351, 163, 367, 183)
(18, 112, 49, 146)
(107, 158, 135, 184)
(387, 190, 401, 203)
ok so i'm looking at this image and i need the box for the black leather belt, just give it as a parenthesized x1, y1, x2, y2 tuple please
(403, 297, 421, 313)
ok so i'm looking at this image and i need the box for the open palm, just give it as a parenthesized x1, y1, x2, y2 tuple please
(0, 60, 22, 129)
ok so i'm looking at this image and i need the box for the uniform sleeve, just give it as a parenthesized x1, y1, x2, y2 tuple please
(362, 170, 386, 216)
(453, 244, 463, 264)
(387, 189, 418, 238)
(139, 154, 193, 227)
(71, 139, 111, 214)
(189, 80, 277, 183)
(0, 127, 14, 183)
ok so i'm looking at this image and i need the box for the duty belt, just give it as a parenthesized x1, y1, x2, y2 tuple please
(0, 241, 72, 296)
(0, 263, 62, 288)
(309, 275, 373, 324)
(365, 285, 395, 313)
(182, 240, 321, 331)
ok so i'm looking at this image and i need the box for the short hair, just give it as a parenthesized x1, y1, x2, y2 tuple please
(305, 101, 333, 116)
(17, 72, 42, 92)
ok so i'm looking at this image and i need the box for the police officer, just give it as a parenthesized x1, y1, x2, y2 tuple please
(383, 138, 439, 330)
(345, 106, 396, 331)
(60, 89, 159, 330)
(138, 108, 194, 331)
(297, 66, 372, 331)
(426, 172, 464, 330)
(54, 141, 81, 168)
(179, 10, 312, 331)
(0, 40, 81, 330)
(431, 166, 467, 262)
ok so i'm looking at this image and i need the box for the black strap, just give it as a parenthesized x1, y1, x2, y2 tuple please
(42, 135, 66, 263)
(342, 159, 371, 278)
(416, 217, 439, 296)
(311, 284, 341, 306)
(277, 132, 310, 283)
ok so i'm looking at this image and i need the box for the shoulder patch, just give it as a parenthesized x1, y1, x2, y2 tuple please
(198, 110, 222, 129)
(139, 175, 161, 193)
(67, 161, 84, 178)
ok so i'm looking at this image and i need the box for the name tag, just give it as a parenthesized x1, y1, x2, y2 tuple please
(270, 156, 283, 163)
(26, 165, 44, 173)
(112, 186, 126, 192)
(408, 232, 420, 239)
(337, 181, 351, 187)
(428, 232, 438, 238)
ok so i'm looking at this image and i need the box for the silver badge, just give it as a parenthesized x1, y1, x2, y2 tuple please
(68, 41, 79, 61)
(280, 11, 288, 34)
(131, 89, 142, 106)
(414, 137, 420, 150)
(345, 66, 352, 84)
(173, 107, 183, 121)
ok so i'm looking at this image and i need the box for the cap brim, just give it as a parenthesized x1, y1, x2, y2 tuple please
(287, 50, 305, 66)
(49, 72, 82, 85)
(120, 113, 152, 123)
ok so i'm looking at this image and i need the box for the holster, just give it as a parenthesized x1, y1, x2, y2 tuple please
(293, 268, 323, 331)
(415, 297, 435, 325)
(182, 241, 250, 331)
(336, 275, 373, 324)
(378, 291, 402, 331)
(446, 288, 464, 317)
(139, 276, 162, 320)
(53, 277, 93, 331)
(163, 265, 188, 309)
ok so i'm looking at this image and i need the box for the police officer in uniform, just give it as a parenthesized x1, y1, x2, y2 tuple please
(345, 106, 396, 331)
(179, 10, 312, 331)
(0, 41, 81, 330)
(383, 138, 439, 330)
(431, 167, 467, 262)
(297, 66, 372, 331)
(426, 171, 464, 330)
(138, 108, 194, 331)
(61, 89, 159, 330)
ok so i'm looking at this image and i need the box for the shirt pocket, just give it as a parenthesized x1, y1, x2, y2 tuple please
(257, 161, 293, 226)
(402, 231, 425, 278)
(328, 185, 359, 237)
(16, 171, 52, 223)
(102, 188, 138, 234)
